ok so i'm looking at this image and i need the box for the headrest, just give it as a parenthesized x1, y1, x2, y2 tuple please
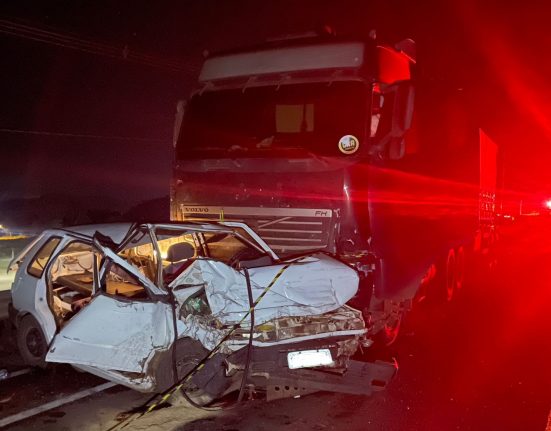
(166, 242, 195, 262)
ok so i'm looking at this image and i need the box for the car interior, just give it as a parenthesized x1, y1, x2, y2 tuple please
(163, 241, 196, 284)
(45, 228, 273, 326)
(47, 241, 96, 325)
(47, 240, 150, 326)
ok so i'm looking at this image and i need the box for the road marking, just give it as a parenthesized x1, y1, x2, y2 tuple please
(0, 381, 116, 428)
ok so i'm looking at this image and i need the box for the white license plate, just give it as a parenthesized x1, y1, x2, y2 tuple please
(287, 349, 333, 370)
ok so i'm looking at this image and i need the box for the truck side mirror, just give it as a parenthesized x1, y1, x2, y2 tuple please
(370, 83, 414, 160)
(388, 137, 406, 160)
(173, 100, 186, 148)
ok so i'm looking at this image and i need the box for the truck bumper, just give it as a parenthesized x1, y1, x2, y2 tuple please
(253, 359, 397, 401)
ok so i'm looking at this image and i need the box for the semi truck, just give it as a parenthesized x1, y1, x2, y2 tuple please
(170, 31, 498, 345)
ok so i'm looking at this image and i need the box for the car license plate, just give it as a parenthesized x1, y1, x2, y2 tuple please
(287, 349, 333, 369)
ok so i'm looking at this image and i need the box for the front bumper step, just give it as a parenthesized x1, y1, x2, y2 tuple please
(252, 360, 397, 400)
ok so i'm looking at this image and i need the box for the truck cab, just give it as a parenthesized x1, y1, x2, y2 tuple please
(171, 33, 496, 343)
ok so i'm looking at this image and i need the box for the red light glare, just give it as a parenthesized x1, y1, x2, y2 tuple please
(545, 200, 551, 210)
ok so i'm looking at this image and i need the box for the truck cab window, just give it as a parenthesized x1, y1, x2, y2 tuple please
(178, 81, 367, 159)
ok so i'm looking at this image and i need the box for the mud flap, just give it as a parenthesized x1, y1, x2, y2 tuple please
(260, 360, 396, 401)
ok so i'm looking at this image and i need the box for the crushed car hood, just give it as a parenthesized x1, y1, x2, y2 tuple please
(172, 252, 364, 352)
(172, 253, 359, 325)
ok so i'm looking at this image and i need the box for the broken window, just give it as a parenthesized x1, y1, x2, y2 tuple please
(27, 237, 61, 278)
(104, 262, 149, 300)
(200, 231, 271, 268)
(118, 232, 158, 284)
(48, 241, 96, 324)
(154, 230, 198, 285)
(201, 232, 249, 261)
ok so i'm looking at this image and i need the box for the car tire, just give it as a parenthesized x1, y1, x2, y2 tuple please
(17, 315, 48, 368)
(444, 248, 456, 302)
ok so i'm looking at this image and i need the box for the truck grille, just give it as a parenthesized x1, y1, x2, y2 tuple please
(176, 205, 334, 255)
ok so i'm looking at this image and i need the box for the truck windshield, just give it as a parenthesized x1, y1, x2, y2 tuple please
(177, 81, 367, 159)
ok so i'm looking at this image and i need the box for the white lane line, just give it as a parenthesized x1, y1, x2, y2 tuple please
(0, 381, 116, 428)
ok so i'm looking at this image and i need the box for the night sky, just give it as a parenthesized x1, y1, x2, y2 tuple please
(1, 0, 550, 210)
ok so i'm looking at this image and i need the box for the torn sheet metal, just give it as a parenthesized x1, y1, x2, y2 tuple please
(232, 305, 365, 343)
(46, 295, 173, 373)
(172, 252, 359, 326)
(180, 312, 366, 353)
(178, 304, 366, 353)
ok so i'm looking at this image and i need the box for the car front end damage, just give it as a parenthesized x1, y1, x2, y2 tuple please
(153, 251, 397, 402)
(173, 326, 397, 404)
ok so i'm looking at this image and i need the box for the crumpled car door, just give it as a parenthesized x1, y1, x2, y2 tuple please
(45, 246, 173, 391)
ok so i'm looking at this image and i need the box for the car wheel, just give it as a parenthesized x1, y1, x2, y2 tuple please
(17, 315, 48, 368)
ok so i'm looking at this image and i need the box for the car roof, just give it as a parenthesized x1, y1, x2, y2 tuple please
(49, 221, 233, 244)
(55, 223, 135, 244)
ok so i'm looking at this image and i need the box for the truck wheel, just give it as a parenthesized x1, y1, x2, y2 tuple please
(487, 231, 499, 272)
(380, 315, 402, 346)
(445, 248, 456, 302)
(16, 315, 48, 368)
(455, 246, 465, 290)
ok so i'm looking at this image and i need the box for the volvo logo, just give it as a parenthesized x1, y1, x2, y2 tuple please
(183, 206, 209, 213)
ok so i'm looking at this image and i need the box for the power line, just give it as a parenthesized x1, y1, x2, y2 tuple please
(0, 18, 187, 71)
(0, 128, 168, 143)
(0, 18, 190, 73)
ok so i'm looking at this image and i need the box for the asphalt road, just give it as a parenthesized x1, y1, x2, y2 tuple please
(1, 218, 550, 430)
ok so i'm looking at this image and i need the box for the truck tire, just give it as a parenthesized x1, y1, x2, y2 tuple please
(16, 315, 48, 368)
(380, 314, 402, 346)
(486, 231, 499, 272)
(455, 246, 465, 290)
(445, 248, 456, 302)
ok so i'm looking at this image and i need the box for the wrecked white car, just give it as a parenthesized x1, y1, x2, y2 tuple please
(8, 222, 395, 402)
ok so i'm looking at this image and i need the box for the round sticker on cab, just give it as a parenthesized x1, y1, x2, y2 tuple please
(338, 135, 359, 154)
